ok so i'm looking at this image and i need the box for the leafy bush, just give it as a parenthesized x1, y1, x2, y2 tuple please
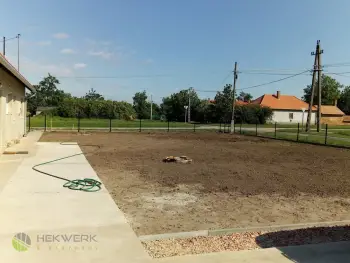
(234, 105, 273, 124)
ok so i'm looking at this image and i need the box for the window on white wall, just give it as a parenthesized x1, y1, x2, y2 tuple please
(289, 113, 294, 120)
(6, 93, 12, 114)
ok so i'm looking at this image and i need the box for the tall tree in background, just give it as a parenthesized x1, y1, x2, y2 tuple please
(303, 74, 342, 105)
(214, 84, 234, 122)
(133, 91, 150, 119)
(161, 89, 200, 121)
(26, 74, 66, 115)
(238, 91, 253, 102)
(84, 88, 105, 101)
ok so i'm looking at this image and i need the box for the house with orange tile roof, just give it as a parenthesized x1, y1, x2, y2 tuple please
(251, 91, 316, 123)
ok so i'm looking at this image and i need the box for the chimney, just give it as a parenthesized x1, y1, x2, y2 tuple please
(334, 99, 338, 106)
(276, 91, 281, 99)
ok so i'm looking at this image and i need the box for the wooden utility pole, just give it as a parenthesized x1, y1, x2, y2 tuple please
(306, 41, 320, 132)
(317, 41, 323, 132)
(231, 62, 238, 133)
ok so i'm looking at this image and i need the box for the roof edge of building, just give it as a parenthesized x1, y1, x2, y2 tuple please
(0, 54, 35, 92)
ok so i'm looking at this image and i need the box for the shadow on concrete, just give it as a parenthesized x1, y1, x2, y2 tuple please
(255, 226, 350, 263)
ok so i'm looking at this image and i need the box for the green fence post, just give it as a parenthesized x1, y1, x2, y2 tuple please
(274, 122, 277, 139)
(240, 121, 242, 134)
(139, 119, 142, 132)
(78, 117, 80, 132)
(297, 123, 300, 142)
(193, 123, 196, 132)
(325, 124, 328, 145)
(109, 118, 112, 132)
(44, 115, 47, 132)
(256, 122, 258, 136)
(219, 122, 222, 132)
(167, 120, 170, 132)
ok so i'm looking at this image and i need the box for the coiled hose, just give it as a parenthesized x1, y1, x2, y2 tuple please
(32, 143, 102, 192)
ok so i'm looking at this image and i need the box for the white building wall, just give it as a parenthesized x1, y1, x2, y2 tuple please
(0, 68, 26, 153)
(270, 110, 316, 124)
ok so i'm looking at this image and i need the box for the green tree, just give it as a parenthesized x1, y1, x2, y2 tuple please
(26, 74, 66, 115)
(133, 91, 150, 119)
(84, 88, 104, 101)
(160, 88, 200, 121)
(238, 91, 253, 102)
(214, 84, 234, 122)
(302, 74, 342, 105)
(338, 86, 350, 115)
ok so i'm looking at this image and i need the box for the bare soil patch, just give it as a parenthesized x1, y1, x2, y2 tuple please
(40, 132, 350, 236)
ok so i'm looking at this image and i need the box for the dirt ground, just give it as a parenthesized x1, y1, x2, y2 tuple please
(40, 132, 350, 236)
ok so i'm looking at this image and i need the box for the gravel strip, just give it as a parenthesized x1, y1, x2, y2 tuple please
(142, 225, 350, 258)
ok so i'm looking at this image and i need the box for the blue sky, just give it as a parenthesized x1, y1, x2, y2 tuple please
(3, 0, 350, 103)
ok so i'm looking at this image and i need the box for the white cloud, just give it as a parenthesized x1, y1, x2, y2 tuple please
(60, 48, 76, 54)
(88, 50, 114, 60)
(53, 33, 69, 39)
(6, 55, 73, 78)
(37, 41, 52, 46)
(73, 63, 87, 69)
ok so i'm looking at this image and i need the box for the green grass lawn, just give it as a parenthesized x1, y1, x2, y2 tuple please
(251, 129, 350, 147)
(28, 116, 199, 129)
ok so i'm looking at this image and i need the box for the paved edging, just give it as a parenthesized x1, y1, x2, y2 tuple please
(139, 230, 208, 241)
(139, 220, 350, 241)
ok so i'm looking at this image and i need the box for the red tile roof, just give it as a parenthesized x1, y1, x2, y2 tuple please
(235, 100, 248, 105)
(251, 93, 316, 111)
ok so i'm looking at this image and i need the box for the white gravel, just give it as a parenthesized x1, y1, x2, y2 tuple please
(142, 225, 350, 258)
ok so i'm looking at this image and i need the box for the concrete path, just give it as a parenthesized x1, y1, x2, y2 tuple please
(0, 139, 151, 263)
(157, 241, 350, 263)
(0, 131, 43, 192)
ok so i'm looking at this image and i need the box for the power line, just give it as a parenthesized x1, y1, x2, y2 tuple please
(220, 71, 233, 84)
(239, 71, 312, 76)
(239, 67, 311, 73)
(323, 62, 350, 68)
(237, 70, 310, 91)
(0, 36, 17, 42)
(327, 72, 350, 78)
(58, 74, 172, 79)
(195, 70, 308, 93)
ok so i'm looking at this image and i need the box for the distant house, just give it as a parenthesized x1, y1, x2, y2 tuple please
(251, 91, 316, 123)
(235, 100, 249, 106)
(319, 103, 345, 124)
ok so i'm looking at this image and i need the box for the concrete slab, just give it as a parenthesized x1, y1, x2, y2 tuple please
(0, 131, 43, 192)
(156, 241, 350, 263)
(0, 141, 151, 263)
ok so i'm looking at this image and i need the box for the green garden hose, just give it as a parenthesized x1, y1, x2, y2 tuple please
(32, 143, 102, 192)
